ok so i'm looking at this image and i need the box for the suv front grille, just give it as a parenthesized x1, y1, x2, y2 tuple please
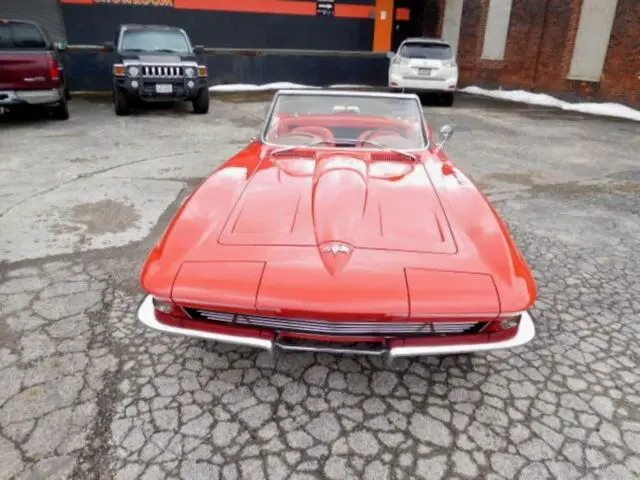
(142, 65, 184, 78)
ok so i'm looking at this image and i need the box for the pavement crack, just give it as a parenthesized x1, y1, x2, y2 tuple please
(0, 150, 204, 219)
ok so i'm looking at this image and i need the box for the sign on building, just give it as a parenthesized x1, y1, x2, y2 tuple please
(317, 0, 335, 17)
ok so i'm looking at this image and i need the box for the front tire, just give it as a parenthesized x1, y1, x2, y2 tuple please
(114, 88, 131, 116)
(51, 97, 69, 120)
(192, 88, 210, 114)
(442, 92, 455, 107)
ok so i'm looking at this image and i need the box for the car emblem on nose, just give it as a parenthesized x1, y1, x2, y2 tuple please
(323, 243, 351, 255)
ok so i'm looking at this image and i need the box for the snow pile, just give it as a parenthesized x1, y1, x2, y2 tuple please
(207, 82, 639, 122)
(462, 86, 640, 122)
(209, 82, 371, 92)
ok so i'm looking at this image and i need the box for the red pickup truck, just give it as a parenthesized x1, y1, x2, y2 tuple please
(0, 18, 69, 119)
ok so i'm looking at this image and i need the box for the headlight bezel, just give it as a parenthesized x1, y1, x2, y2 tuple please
(127, 65, 140, 77)
(184, 67, 196, 78)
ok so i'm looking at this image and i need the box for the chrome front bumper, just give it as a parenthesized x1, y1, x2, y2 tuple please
(0, 89, 62, 106)
(136, 295, 535, 361)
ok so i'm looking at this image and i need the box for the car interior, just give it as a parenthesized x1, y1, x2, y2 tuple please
(266, 114, 425, 150)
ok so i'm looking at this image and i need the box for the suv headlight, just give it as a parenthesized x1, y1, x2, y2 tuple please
(184, 67, 196, 77)
(127, 66, 140, 77)
(442, 60, 456, 68)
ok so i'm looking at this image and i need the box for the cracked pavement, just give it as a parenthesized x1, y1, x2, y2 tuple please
(1, 94, 639, 479)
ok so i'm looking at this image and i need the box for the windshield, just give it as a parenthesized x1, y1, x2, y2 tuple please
(263, 92, 427, 150)
(0, 22, 47, 49)
(120, 29, 190, 53)
(400, 42, 453, 60)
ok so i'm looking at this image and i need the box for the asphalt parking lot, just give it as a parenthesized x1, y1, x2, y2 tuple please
(1, 92, 639, 480)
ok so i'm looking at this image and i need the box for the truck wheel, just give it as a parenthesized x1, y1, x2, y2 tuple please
(192, 88, 210, 114)
(114, 88, 131, 116)
(51, 97, 70, 120)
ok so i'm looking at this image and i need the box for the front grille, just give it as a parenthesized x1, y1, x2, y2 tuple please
(142, 65, 184, 78)
(184, 308, 486, 337)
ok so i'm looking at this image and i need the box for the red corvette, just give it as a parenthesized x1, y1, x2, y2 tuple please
(137, 90, 537, 363)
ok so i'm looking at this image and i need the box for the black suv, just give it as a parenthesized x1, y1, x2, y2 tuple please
(104, 24, 209, 116)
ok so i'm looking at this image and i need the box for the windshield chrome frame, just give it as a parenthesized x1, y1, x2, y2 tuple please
(260, 90, 431, 153)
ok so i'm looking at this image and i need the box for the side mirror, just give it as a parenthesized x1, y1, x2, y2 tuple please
(193, 45, 204, 54)
(103, 41, 115, 52)
(54, 42, 67, 52)
(435, 124, 454, 151)
(386, 51, 395, 59)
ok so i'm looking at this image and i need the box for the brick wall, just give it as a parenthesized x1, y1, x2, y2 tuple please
(454, 0, 639, 107)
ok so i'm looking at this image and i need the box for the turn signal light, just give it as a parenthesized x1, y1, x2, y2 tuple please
(152, 297, 189, 327)
(113, 64, 126, 77)
(484, 314, 522, 334)
(198, 65, 208, 77)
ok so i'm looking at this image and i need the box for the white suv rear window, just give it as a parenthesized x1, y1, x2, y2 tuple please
(400, 43, 453, 60)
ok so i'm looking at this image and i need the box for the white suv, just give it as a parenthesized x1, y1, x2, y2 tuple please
(388, 37, 458, 106)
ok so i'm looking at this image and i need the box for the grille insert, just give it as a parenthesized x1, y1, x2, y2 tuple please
(184, 308, 486, 337)
(142, 65, 184, 78)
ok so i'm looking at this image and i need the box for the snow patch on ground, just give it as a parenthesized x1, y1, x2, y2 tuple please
(209, 82, 371, 92)
(462, 86, 640, 122)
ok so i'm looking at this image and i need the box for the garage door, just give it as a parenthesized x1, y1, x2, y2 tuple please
(0, 0, 67, 42)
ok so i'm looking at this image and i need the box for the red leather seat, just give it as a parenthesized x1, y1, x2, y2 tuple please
(287, 126, 335, 142)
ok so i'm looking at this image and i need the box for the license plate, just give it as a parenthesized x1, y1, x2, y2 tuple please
(418, 68, 432, 76)
(155, 84, 173, 94)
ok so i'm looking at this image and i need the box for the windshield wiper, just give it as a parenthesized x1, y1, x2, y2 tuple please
(356, 139, 417, 161)
(153, 48, 183, 53)
(270, 139, 334, 156)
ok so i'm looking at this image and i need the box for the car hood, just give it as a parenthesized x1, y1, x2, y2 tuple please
(212, 152, 457, 257)
(144, 150, 535, 316)
(120, 52, 197, 63)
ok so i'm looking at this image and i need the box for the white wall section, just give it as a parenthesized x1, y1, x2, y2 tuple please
(567, 0, 619, 81)
(441, 0, 464, 59)
(481, 0, 514, 60)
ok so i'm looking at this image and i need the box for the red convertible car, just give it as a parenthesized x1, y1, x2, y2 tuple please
(137, 89, 536, 363)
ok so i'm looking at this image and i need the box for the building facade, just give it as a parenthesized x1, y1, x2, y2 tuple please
(1, 0, 637, 106)
(438, 0, 639, 106)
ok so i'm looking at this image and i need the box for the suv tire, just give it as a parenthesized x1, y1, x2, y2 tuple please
(442, 92, 455, 107)
(114, 88, 131, 116)
(51, 97, 70, 120)
(192, 88, 210, 114)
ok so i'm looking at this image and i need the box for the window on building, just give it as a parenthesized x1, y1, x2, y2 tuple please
(441, 0, 464, 59)
(567, 0, 618, 82)
(481, 0, 513, 61)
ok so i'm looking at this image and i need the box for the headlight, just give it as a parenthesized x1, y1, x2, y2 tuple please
(127, 66, 140, 77)
(442, 60, 456, 68)
(184, 67, 196, 77)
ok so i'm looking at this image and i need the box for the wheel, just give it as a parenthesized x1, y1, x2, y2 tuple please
(51, 97, 69, 120)
(114, 88, 131, 116)
(192, 88, 210, 114)
(442, 92, 455, 107)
